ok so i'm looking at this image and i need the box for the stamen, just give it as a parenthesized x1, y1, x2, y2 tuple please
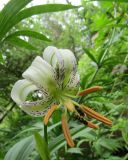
(74, 113, 99, 129)
(72, 100, 80, 107)
(78, 86, 103, 96)
(87, 121, 99, 129)
(44, 105, 58, 125)
(62, 113, 75, 147)
(64, 93, 78, 99)
(80, 105, 112, 126)
(64, 100, 75, 112)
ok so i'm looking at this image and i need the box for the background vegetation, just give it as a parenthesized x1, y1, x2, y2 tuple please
(0, 0, 128, 160)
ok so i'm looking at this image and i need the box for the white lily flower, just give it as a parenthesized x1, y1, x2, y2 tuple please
(11, 46, 79, 116)
(11, 46, 112, 147)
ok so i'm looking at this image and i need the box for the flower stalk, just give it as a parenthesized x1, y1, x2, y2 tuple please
(44, 124, 48, 144)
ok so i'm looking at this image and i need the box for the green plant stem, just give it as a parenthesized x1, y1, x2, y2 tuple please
(99, 3, 117, 65)
(0, 102, 15, 123)
(99, 28, 116, 65)
(44, 124, 48, 144)
(124, 54, 128, 63)
(79, 27, 116, 104)
(88, 67, 99, 86)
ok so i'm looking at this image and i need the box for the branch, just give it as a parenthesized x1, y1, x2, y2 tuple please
(0, 102, 15, 123)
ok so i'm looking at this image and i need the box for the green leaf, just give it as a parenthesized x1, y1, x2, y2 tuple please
(0, 53, 4, 63)
(93, 137, 121, 155)
(98, 138, 121, 151)
(34, 132, 50, 160)
(4, 136, 34, 160)
(4, 122, 61, 160)
(97, 48, 106, 64)
(80, 72, 93, 89)
(14, 4, 79, 24)
(49, 125, 92, 154)
(83, 48, 97, 63)
(5, 30, 51, 42)
(67, 148, 83, 155)
(2, 4, 79, 39)
(105, 156, 125, 160)
(4, 124, 91, 159)
(6, 37, 37, 50)
(13, 122, 61, 140)
(0, 0, 32, 40)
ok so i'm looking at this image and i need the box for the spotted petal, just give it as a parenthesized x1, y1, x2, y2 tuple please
(66, 73, 80, 88)
(58, 49, 77, 86)
(21, 100, 53, 117)
(43, 46, 77, 87)
(11, 79, 52, 117)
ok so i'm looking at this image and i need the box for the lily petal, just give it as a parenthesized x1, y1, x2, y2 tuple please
(22, 56, 57, 90)
(43, 46, 77, 87)
(11, 79, 52, 117)
(58, 49, 77, 87)
(43, 46, 58, 65)
(66, 73, 80, 89)
(21, 100, 52, 117)
(11, 79, 38, 104)
(43, 46, 64, 85)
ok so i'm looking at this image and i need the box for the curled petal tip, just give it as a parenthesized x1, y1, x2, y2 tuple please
(78, 86, 103, 96)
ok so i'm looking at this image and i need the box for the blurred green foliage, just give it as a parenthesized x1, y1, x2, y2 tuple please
(0, 0, 128, 160)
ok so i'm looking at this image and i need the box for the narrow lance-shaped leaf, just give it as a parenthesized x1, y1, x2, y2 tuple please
(4, 122, 61, 160)
(4, 30, 51, 42)
(97, 49, 105, 64)
(6, 37, 37, 50)
(4, 137, 34, 160)
(13, 4, 79, 25)
(83, 48, 97, 63)
(4, 123, 92, 159)
(0, 0, 32, 40)
(1, 4, 80, 39)
(34, 132, 51, 160)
